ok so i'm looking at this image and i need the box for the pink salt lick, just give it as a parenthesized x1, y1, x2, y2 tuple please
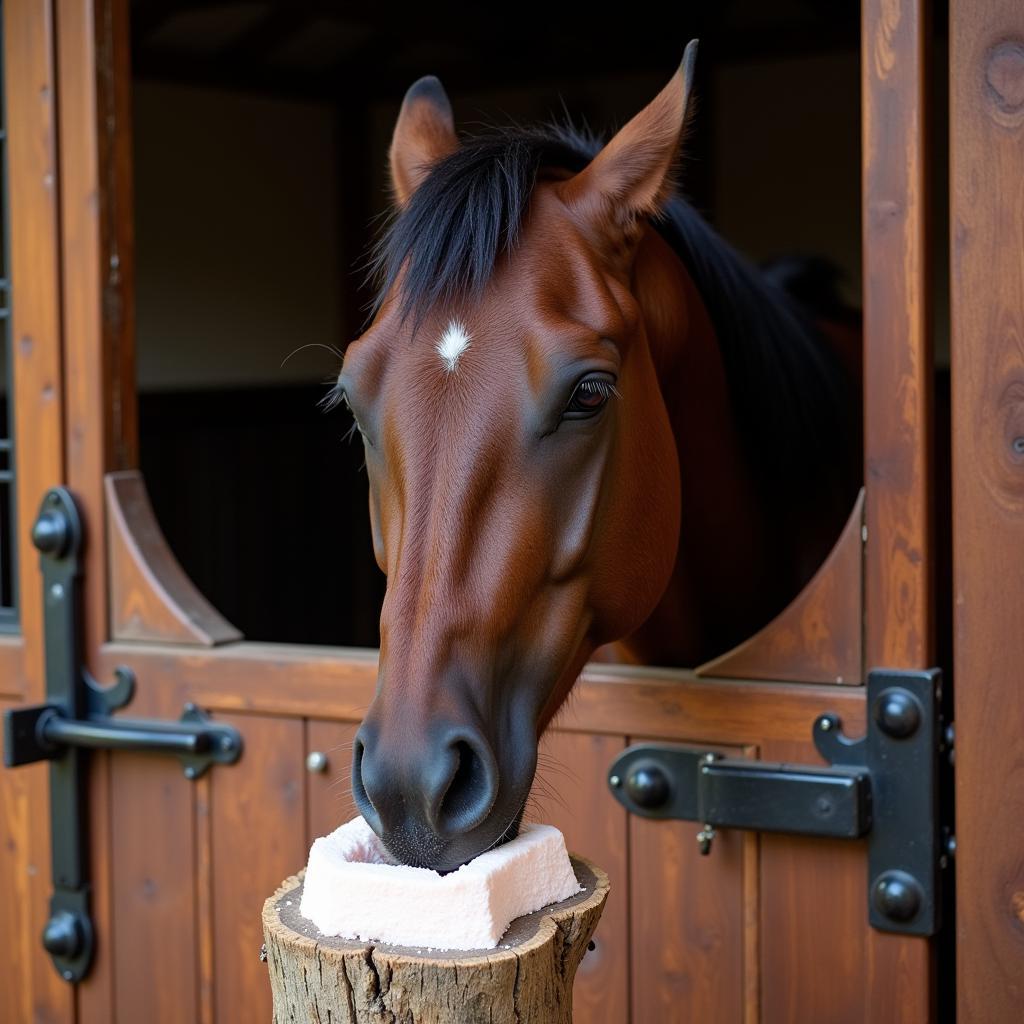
(299, 816, 581, 951)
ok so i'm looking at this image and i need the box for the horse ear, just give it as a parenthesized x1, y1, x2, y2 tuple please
(560, 40, 698, 227)
(389, 76, 459, 207)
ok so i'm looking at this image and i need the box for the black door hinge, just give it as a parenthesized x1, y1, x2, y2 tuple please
(2, 488, 243, 983)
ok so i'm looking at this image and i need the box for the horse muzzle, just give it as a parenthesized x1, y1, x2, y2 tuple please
(352, 716, 521, 871)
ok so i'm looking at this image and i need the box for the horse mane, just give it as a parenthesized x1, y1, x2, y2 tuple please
(366, 119, 858, 512)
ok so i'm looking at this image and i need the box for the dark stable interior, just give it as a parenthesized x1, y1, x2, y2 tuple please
(131, 1, 874, 651)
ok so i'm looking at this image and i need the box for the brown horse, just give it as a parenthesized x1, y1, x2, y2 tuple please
(335, 42, 860, 870)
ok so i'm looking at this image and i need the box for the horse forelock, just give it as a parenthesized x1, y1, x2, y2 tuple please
(367, 121, 603, 328)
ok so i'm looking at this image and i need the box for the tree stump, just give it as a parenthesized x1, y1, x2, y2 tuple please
(262, 855, 609, 1024)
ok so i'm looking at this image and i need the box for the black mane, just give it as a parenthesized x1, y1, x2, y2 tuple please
(368, 120, 858, 518)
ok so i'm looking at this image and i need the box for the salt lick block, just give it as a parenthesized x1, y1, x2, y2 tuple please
(298, 816, 581, 950)
(263, 855, 609, 1024)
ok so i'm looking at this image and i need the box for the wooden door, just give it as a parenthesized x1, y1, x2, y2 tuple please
(950, 1, 1024, 1020)
(0, 1, 950, 1022)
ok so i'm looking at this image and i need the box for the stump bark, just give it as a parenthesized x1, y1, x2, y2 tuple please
(262, 855, 609, 1024)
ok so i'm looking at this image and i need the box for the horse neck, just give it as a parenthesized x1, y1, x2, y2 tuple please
(616, 227, 780, 666)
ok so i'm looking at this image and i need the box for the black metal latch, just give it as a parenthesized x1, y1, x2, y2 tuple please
(2, 488, 243, 983)
(608, 668, 947, 937)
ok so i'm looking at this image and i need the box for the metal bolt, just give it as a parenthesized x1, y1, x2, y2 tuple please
(696, 824, 716, 855)
(871, 870, 923, 923)
(50, 583, 64, 601)
(608, 774, 621, 788)
(32, 510, 69, 556)
(873, 688, 922, 739)
(819, 717, 833, 732)
(625, 765, 670, 809)
(184, 765, 198, 780)
(306, 750, 329, 774)
(42, 911, 83, 958)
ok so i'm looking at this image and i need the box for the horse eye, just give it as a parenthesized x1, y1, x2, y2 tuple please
(563, 377, 619, 419)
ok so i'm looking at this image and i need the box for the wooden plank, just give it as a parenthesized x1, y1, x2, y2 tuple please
(305, 718, 359, 847)
(195, 773, 215, 1024)
(212, 713, 306, 1024)
(950, 2, 1024, 1019)
(106, 472, 242, 645)
(54, 6, 120, 1017)
(98, 641, 869, 745)
(861, 0, 934, 1019)
(758, 739, 867, 1024)
(532, 730, 628, 1024)
(55, 0, 104, 661)
(630, 743, 747, 1023)
(862, 0, 934, 670)
(2, 0, 72, 1018)
(0, 703, 48, 1024)
(0, 637, 28, 698)
(110, 754, 197, 1023)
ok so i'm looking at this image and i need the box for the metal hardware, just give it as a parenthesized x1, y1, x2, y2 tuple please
(2, 488, 244, 983)
(306, 750, 329, 774)
(696, 824, 715, 855)
(608, 668, 944, 937)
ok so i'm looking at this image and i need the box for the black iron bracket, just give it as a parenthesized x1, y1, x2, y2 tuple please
(608, 668, 946, 936)
(2, 488, 243, 983)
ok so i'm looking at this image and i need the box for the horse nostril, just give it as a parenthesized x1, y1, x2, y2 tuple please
(433, 737, 498, 836)
(351, 736, 382, 834)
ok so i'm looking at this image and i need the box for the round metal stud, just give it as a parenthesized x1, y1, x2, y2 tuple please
(31, 510, 69, 556)
(306, 750, 329, 774)
(871, 870, 923, 923)
(625, 764, 670, 809)
(42, 911, 84, 959)
(872, 688, 922, 739)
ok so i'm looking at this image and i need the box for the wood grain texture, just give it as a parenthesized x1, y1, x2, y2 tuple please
(195, 773, 216, 1024)
(758, 739, 867, 1024)
(862, 0, 934, 672)
(698, 489, 865, 685)
(532, 730, 628, 1024)
(0, 704, 53, 1024)
(306, 719, 360, 847)
(110, 754, 197, 1023)
(951, 2, 1024, 1019)
(53, 6, 138, 1019)
(263, 859, 609, 1024)
(211, 713, 306, 1024)
(630, 744, 747, 1023)
(106, 471, 242, 645)
(2, 0, 72, 1018)
(861, 2, 935, 1019)
(97, 641, 868, 746)
(0, 638, 28, 699)
(55, 0, 109, 666)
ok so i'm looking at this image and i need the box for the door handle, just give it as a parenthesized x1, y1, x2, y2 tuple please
(2, 488, 243, 983)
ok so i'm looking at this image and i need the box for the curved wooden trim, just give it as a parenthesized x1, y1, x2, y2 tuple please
(696, 489, 864, 685)
(105, 470, 242, 646)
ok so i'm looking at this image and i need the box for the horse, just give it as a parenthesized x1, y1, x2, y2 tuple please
(333, 41, 861, 871)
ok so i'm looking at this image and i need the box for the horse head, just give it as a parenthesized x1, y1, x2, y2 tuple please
(344, 43, 708, 870)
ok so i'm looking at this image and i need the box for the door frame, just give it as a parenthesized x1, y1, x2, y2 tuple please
(3, 0, 957, 1021)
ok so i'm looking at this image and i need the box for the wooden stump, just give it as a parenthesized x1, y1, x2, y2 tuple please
(262, 855, 609, 1024)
